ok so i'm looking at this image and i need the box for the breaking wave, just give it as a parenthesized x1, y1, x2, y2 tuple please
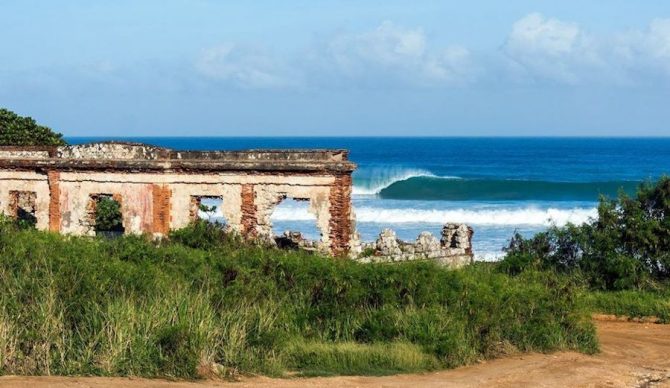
(377, 177, 640, 201)
(353, 168, 460, 195)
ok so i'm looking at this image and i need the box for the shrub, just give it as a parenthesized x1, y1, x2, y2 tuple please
(94, 196, 124, 233)
(168, 220, 241, 250)
(501, 177, 670, 290)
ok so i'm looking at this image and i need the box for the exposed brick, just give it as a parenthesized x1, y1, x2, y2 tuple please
(47, 170, 61, 232)
(151, 184, 172, 234)
(241, 184, 256, 237)
(329, 173, 353, 256)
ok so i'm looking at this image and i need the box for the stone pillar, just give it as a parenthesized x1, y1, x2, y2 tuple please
(328, 173, 353, 256)
(240, 183, 256, 237)
(47, 170, 61, 232)
(152, 184, 172, 235)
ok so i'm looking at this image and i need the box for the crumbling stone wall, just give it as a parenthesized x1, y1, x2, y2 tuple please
(357, 223, 474, 267)
(253, 182, 332, 252)
(0, 142, 358, 256)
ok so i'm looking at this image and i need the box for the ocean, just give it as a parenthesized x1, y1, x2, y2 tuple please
(69, 137, 670, 260)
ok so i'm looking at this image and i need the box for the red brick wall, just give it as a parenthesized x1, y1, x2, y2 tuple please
(151, 184, 172, 234)
(329, 173, 353, 256)
(241, 184, 256, 237)
(47, 170, 61, 232)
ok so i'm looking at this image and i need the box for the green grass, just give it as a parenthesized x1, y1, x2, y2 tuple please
(584, 289, 670, 323)
(286, 340, 440, 376)
(0, 220, 598, 378)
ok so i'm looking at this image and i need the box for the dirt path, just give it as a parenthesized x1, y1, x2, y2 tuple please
(1, 320, 669, 387)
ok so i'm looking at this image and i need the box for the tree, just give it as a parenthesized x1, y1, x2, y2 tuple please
(0, 108, 66, 146)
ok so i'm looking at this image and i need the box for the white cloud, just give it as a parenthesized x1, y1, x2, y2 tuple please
(508, 13, 580, 56)
(503, 13, 603, 84)
(504, 13, 670, 85)
(195, 43, 292, 89)
(647, 18, 670, 60)
(316, 21, 478, 87)
(614, 18, 670, 77)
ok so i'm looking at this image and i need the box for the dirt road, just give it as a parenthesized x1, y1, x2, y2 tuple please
(1, 320, 669, 387)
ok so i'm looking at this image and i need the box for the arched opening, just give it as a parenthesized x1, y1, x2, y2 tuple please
(270, 197, 320, 249)
(190, 196, 227, 227)
(8, 191, 37, 228)
(90, 194, 125, 237)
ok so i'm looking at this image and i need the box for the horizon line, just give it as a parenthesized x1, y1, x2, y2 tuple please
(64, 135, 670, 139)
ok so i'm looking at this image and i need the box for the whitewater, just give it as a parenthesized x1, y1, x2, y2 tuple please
(351, 168, 462, 195)
(264, 169, 602, 259)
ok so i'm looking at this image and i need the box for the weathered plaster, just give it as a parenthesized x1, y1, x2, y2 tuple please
(0, 171, 50, 230)
(0, 142, 357, 256)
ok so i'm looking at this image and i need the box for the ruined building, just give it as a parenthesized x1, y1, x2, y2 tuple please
(0, 142, 356, 255)
(0, 142, 474, 265)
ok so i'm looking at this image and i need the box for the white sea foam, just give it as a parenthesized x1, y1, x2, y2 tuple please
(353, 206, 596, 226)
(352, 168, 461, 195)
(271, 205, 317, 220)
(272, 205, 597, 227)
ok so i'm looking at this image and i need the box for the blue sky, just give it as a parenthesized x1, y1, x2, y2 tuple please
(1, 0, 669, 136)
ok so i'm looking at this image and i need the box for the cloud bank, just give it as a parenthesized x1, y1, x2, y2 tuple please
(193, 15, 670, 89)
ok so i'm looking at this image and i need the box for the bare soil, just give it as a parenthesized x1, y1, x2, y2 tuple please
(1, 320, 669, 388)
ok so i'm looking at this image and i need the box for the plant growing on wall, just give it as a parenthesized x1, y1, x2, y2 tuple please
(198, 203, 218, 221)
(95, 196, 124, 232)
(0, 108, 66, 146)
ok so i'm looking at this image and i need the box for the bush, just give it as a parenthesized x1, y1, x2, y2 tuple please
(95, 196, 124, 233)
(0, 223, 597, 378)
(169, 220, 241, 250)
(501, 177, 670, 290)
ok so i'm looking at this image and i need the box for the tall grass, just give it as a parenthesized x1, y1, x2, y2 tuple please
(0, 220, 597, 378)
(584, 289, 670, 323)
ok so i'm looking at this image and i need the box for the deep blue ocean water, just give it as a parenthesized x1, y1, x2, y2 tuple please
(69, 137, 670, 259)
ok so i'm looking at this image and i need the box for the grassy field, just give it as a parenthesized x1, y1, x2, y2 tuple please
(0, 220, 598, 378)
